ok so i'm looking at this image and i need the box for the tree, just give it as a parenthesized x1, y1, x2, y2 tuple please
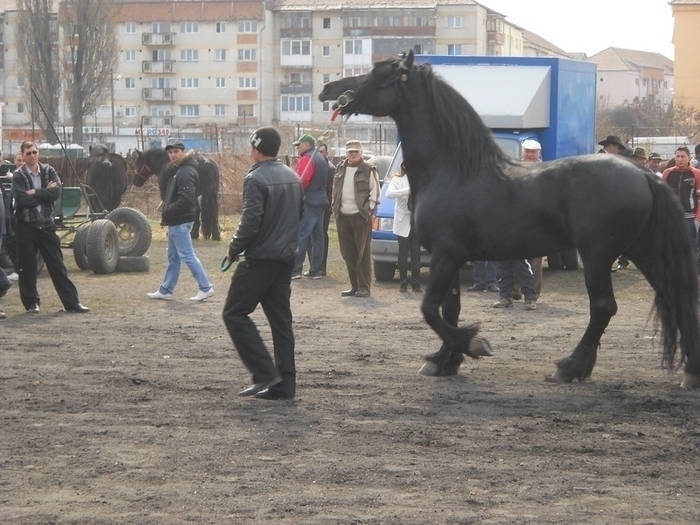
(61, 0, 119, 144)
(17, 0, 61, 143)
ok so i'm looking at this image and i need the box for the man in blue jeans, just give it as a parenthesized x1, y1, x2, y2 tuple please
(291, 134, 329, 280)
(148, 141, 214, 302)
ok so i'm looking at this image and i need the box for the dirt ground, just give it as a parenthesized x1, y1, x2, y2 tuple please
(1, 239, 699, 524)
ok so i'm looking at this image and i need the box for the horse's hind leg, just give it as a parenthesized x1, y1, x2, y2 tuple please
(550, 260, 617, 383)
(419, 256, 492, 377)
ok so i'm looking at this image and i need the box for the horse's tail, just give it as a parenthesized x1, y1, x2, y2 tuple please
(199, 161, 221, 241)
(640, 178, 700, 374)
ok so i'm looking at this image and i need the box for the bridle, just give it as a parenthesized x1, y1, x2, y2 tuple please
(133, 161, 154, 185)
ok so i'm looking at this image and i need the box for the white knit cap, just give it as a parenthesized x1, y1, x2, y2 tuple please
(522, 139, 542, 150)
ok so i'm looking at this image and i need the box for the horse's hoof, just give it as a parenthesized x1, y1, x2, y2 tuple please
(680, 373, 700, 389)
(468, 337, 493, 358)
(418, 361, 440, 377)
(545, 369, 570, 383)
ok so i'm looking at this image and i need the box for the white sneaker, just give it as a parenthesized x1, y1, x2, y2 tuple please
(7, 272, 18, 282)
(147, 290, 173, 301)
(190, 288, 214, 302)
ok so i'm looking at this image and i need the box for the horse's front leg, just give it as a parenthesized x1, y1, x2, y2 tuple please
(419, 256, 492, 377)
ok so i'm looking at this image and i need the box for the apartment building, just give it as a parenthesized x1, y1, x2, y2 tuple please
(0, 0, 568, 150)
(671, 0, 700, 112)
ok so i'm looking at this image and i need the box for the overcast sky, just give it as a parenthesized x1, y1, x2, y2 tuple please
(483, 0, 675, 59)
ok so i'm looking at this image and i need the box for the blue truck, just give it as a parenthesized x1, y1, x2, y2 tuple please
(371, 55, 598, 281)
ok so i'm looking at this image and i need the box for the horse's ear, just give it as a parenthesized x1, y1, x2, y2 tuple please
(399, 50, 414, 82)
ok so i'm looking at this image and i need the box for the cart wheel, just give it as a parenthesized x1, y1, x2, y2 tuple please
(73, 223, 91, 270)
(115, 255, 150, 273)
(86, 219, 119, 274)
(106, 207, 152, 257)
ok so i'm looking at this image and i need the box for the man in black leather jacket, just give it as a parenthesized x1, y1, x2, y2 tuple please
(223, 127, 305, 400)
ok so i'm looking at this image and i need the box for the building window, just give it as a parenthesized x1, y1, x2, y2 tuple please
(413, 44, 424, 55)
(290, 72, 311, 84)
(17, 76, 25, 88)
(447, 44, 462, 55)
(282, 94, 310, 112)
(215, 49, 227, 61)
(180, 22, 199, 33)
(344, 67, 369, 77)
(125, 22, 136, 34)
(415, 16, 425, 27)
(216, 22, 226, 33)
(180, 105, 200, 117)
(215, 77, 226, 88)
(282, 40, 311, 56)
(238, 104, 254, 117)
(447, 16, 462, 28)
(125, 50, 136, 61)
(345, 39, 363, 54)
(635, 79, 639, 86)
(125, 78, 136, 89)
(238, 49, 257, 61)
(240, 78, 257, 89)
(124, 106, 136, 117)
(350, 17, 361, 27)
(18, 102, 25, 114)
(180, 49, 199, 61)
(322, 46, 330, 57)
(323, 73, 330, 83)
(323, 18, 331, 29)
(152, 77, 171, 88)
(385, 16, 400, 27)
(238, 77, 257, 88)
(238, 20, 257, 33)
(180, 78, 199, 88)
(322, 101, 331, 112)
(215, 105, 226, 116)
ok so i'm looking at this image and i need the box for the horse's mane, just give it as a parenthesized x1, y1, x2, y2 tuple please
(413, 63, 512, 177)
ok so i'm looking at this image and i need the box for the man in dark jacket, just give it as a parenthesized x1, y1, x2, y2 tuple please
(291, 133, 329, 279)
(12, 141, 89, 314)
(223, 127, 304, 400)
(147, 141, 214, 301)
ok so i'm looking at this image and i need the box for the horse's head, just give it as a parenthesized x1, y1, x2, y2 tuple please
(319, 50, 415, 118)
(132, 149, 154, 187)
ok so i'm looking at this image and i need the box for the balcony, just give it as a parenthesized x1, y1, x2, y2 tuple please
(487, 30, 505, 44)
(142, 33, 176, 46)
(140, 116, 173, 127)
(142, 88, 176, 101)
(142, 60, 176, 73)
(280, 82, 313, 94)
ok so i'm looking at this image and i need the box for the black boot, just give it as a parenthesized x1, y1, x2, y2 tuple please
(411, 278, 422, 292)
(399, 279, 409, 293)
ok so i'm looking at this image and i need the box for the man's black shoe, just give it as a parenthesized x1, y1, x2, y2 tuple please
(254, 388, 294, 400)
(238, 377, 282, 397)
(354, 288, 370, 298)
(65, 303, 90, 313)
(26, 303, 40, 314)
(340, 288, 357, 297)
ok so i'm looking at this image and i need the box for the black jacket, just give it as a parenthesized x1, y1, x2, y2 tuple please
(229, 158, 304, 263)
(161, 152, 198, 226)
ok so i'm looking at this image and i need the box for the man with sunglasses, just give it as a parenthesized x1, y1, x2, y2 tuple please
(11, 141, 89, 313)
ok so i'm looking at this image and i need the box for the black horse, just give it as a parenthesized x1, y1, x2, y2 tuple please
(85, 144, 128, 212)
(133, 147, 221, 241)
(319, 50, 700, 389)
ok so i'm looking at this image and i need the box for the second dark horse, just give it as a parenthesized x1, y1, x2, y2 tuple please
(133, 147, 221, 240)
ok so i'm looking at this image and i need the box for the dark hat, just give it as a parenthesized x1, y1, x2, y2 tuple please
(631, 147, 647, 159)
(598, 135, 626, 149)
(292, 133, 315, 147)
(648, 152, 662, 161)
(250, 127, 281, 157)
(165, 141, 186, 151)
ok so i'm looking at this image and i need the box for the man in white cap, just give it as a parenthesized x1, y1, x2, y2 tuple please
(493, 139, 541, 309)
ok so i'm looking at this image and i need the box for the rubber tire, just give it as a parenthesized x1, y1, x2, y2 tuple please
(86, 219, 119, 274)
(547, 252, 564, 270)
(561, 248, 581, 270)
(105, 207, 152, 257)
(374, 261, 396, 282)
(72, 223, 91, 270)
(115, 255, 150, 273)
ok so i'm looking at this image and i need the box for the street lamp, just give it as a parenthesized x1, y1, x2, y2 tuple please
(111, 72, 122, 135)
